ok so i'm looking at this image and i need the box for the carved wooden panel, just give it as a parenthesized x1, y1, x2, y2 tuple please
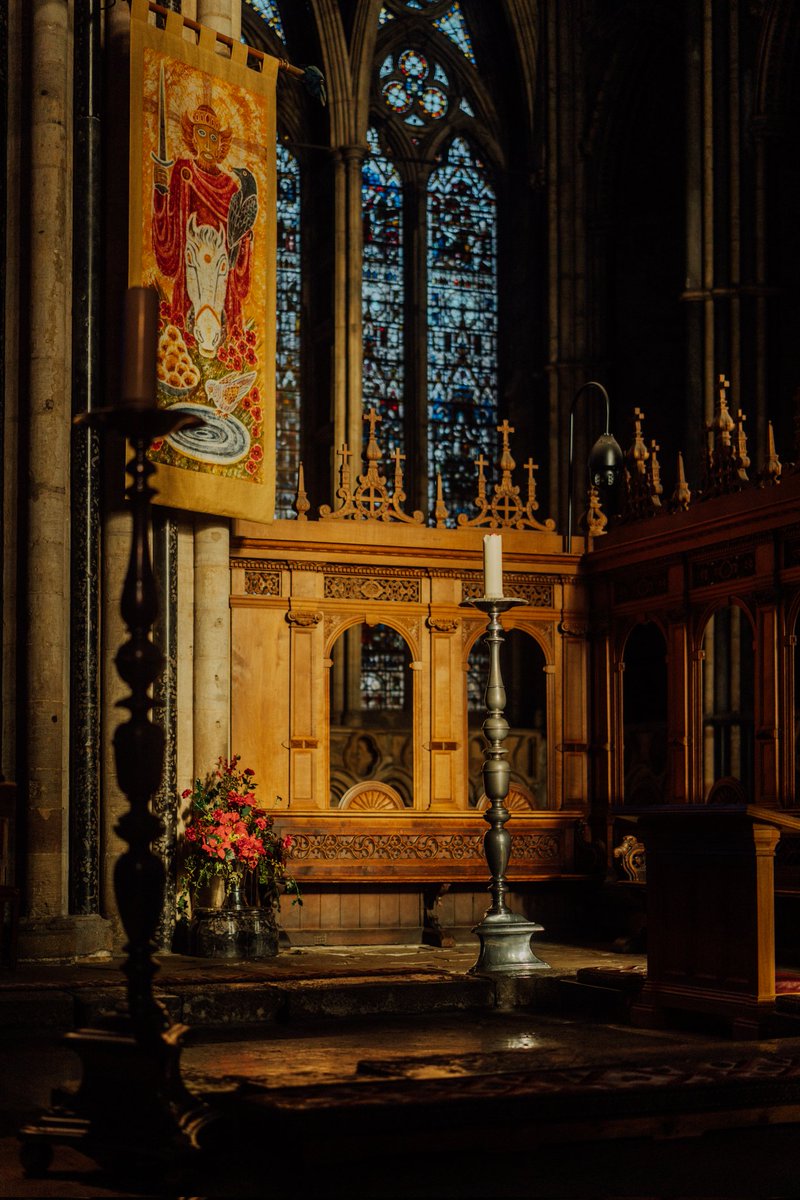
(244, 569, 281, 596)
(340, 782, 404, 810)
(324, 574, 421, 602)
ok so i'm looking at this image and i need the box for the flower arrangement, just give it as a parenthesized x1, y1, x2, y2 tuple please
(177, 755, 300, 912)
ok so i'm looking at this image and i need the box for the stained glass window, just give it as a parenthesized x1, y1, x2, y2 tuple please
(244, 0, 285, 40)
(427, 138, 498, 515)
(378, 7, 395, 24)
(467, 637, 490, 711)
(381, 48, 449, 126)
(433, 2, 475, 63)
(360, 625, 409, 710)
(362, 128, 405, 456)
(274, 142, 302, 517)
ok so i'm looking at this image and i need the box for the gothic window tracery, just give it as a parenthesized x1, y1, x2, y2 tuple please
(365, 2, 499, 520)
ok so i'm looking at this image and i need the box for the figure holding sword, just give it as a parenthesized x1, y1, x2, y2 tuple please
(150, 62, 258, 350)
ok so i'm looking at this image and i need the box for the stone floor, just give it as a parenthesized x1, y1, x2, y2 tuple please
(4, 941, 800, 1197)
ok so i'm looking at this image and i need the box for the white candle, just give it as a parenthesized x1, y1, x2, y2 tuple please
(483, 534, 503, 598)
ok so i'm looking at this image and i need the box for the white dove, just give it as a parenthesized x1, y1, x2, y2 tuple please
(204, 371, 257, 418)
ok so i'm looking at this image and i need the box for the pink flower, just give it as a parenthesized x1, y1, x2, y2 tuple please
(283, 835, 293, 849)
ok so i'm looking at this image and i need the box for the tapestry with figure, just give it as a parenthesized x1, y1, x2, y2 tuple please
(129, 0, 277, 521)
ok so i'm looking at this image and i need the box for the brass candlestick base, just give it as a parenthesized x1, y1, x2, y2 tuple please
(461, 595, 549, 976)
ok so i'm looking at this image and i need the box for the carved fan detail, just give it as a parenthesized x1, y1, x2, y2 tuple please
(340, 782, 405, 810)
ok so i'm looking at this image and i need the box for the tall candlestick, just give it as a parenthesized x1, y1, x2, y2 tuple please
(483, 534, 503, 598)
(120, 286, 159, 409)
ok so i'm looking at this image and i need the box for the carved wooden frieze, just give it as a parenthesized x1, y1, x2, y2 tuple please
(690, 550, 755, 589)
(289, 831, 561, 863)
(324, 574, 421, 602)
(244, 569, 282, 596)
(461, 574, 554, 607)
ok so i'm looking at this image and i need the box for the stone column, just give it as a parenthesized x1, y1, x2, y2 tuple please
(193, 518, 230, 776)
(190, 0, 238, 784)
(2, 1, 21, 781)
(343, 145, 365, 465)
(20, 0, 109, 957)
(23, 0, 72, 931)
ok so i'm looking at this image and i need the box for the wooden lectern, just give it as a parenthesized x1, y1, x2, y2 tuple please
(622, 805, 800, 1038)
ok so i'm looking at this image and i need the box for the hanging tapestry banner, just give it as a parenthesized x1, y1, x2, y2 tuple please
(129, 0, 278, 521)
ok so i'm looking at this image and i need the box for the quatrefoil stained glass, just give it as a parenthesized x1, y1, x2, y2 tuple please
(381, 49, 448, 124)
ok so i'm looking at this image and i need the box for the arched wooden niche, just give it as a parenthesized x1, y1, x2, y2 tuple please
(466, 628, 548, 808)
(622, 622, 668, 805)
(701, 604, 754, 801)
(328, 622, 414, 807)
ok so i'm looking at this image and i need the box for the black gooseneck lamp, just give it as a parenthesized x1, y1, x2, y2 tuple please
(565, 380, 624, 553)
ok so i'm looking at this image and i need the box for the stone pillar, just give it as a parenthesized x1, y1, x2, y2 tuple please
(197, 0, 240, 41)
(20, 0, 109, 958)
(2, 1, 21, 782)
(23, 0, 72, 926)
(191, 0, 238, 786)
(193, 518, 230, 777)
(343, 145, 365, 465)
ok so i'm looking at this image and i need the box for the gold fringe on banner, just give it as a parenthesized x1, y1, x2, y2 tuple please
(129, 0, 278, 522)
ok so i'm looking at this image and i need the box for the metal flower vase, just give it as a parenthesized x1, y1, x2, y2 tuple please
(189, 872, 278, 960)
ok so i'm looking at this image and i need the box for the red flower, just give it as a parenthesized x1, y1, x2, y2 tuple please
(245, 460, 258, 474)
(182, 788, 192, 799)
(252, 406, 262, 422)
(250, 445, 263, 462)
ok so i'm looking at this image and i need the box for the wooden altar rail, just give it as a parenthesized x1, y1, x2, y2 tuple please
(271, 811, 587, 885)
(269, 810, 592, 945)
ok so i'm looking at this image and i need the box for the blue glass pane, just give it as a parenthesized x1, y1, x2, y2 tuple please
(467, 638, 490, 711)
(362, 128, 405, 457)
(361, 624, 409, 710)
(244, 0, 285, 41)
(433, 2, 475, 64)
(275, 143, 302, 518)
(427, 138, 498, 517)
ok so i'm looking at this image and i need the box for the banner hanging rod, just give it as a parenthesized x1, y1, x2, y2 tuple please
(146, 2, 327, 103)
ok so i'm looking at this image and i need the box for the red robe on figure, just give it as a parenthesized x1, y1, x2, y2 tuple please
(152, 157, 252, 342)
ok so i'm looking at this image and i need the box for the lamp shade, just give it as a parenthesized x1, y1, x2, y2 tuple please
(588, 433, 623, 489)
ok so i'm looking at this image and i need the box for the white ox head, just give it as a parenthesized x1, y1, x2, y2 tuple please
(184, 214, 229, 358)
